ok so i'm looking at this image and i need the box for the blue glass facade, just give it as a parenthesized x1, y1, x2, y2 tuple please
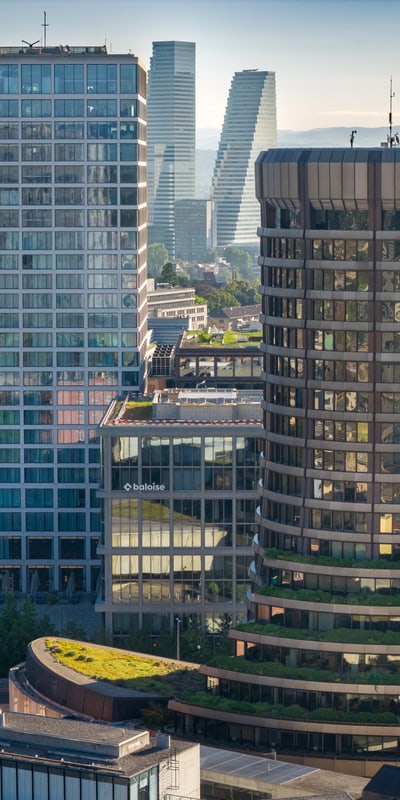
(0, 45, 147, 595)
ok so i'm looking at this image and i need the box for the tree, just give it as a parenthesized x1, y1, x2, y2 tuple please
(159, 261, 178, 286)
(0, 594, 57, 677)
(148, 243, 169, 281)
(223, 246, 254, 281)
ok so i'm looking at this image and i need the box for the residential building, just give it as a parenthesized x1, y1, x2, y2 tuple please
(0, 711, 200, 800)
(175, 199, 216, 262)
(170, 148, 400, 766)
(0, 44, 147, 597)
(147, 282, 207, 329)
(211, 70, 276, 247)
(147, 42, 195, 257)
(97, 388, 263, 645)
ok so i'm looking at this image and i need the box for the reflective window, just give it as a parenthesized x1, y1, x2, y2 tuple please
(0, 99, 18, 116)
(22, 165, 52, 183)
(87, 99, 117, 116)
(21, 99, 51, 117)
(22, 144, 51, 161)
(55, 165, 84, 182)
(54, 99, 85, 117)
(87, 121, 117, 139)
(21, 64, 51, 94)
(0, 144, 18, 161)
(21, 122, 51, 139)
(55, 209, 85, 227)
(87, 143, 117, 161)
(120, 64, 137, 93)
(0, 65, 18, 94)
(87, 64, 117, 93)
(54, 64, 84, 93)
(87, 166, 118, 184)
(55, 143, 84, 161)
(54, 122, 84, 139)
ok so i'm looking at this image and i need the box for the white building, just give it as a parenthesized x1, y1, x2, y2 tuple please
(211, 70, 276, 247)
(147, 42, 195, 257)
(147, 282, 207, 329)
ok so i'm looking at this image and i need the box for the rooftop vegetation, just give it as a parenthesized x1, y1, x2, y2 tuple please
(259, 585, 400, 607)
(45, 638, 203, 696)
(183, 329, 261, 348)
(264, 548, 398, 571)
(209, 655, 400, 685)
(235, 622, 400, 646)
(180, 692, 398, 725)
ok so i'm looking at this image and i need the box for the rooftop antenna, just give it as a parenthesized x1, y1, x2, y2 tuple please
(388, 76, 399, 147)
(42, 11, 49, 48)
(21, 39, 40, 48)
(350, 130, 357, 148)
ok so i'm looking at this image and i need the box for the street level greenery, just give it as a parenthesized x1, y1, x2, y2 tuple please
(46, 638, 203, 696)
(180, 692, 398, 725)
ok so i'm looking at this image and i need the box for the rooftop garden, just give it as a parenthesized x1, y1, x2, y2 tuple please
(182, 330, 262, 349)
(235, 622, 400, 646)
(45, 638, 203, 696)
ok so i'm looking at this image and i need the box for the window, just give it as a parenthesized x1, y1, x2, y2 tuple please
(54, 99, 84, 118)
(87, 64, 117, 93)
(21, 99, 51, 117)
(0, 65, 18, 94)
(21, 64, 51, 94)
(120, 64, 138, 93)
(54, 64, 84, 93)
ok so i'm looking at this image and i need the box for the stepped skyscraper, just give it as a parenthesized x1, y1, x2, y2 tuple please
(211, 69, 276, 247)
(0, 43, 147, 597)
(147, 41, 195, 257)
(171, 148, 400, 766)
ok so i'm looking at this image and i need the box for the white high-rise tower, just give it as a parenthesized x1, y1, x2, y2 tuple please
(147, 41, 195, 258)
(212, 70, 276, 247)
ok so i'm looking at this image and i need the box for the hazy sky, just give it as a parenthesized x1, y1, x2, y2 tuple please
(4, 0, 400, 132)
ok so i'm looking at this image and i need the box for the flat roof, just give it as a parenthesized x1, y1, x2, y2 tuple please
(200, 745, 368, 798)
(200, 745, 315, 787)
(0, 712, 197, 777)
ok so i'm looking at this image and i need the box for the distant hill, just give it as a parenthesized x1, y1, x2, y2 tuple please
(277, 127, 391, 148)
(197, 126, 393, 150)
(195, 126, 395, 198)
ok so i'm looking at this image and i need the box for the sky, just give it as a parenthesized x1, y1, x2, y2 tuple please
(3, 0, 400, 132)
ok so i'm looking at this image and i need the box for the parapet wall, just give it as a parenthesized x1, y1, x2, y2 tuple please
(11, 638, 168, 722)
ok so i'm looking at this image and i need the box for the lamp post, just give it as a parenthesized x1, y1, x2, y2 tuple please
(175, 617, 181, 661)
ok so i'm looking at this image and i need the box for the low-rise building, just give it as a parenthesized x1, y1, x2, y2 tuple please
(147, 283, 207, 330)
(0, 711, 199, 800)
(97, 388, 263, 645)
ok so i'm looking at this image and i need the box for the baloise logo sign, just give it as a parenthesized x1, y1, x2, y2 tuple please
(124, 482, 166, 492)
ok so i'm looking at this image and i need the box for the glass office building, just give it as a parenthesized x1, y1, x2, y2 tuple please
(211, 70, 276, 247)
(147, 41, 195, 257)
(0, 44, 147, 597)
(98, 389, 262, 644)
(170, 149, 400, 763)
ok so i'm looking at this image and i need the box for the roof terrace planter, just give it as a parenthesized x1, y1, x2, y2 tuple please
(205, 656, 400, 686)
(264, 549, 399, 574)
(256, 586, 400, 611)
(175, 692, 399, 727)
(233, 623, 400, 649)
